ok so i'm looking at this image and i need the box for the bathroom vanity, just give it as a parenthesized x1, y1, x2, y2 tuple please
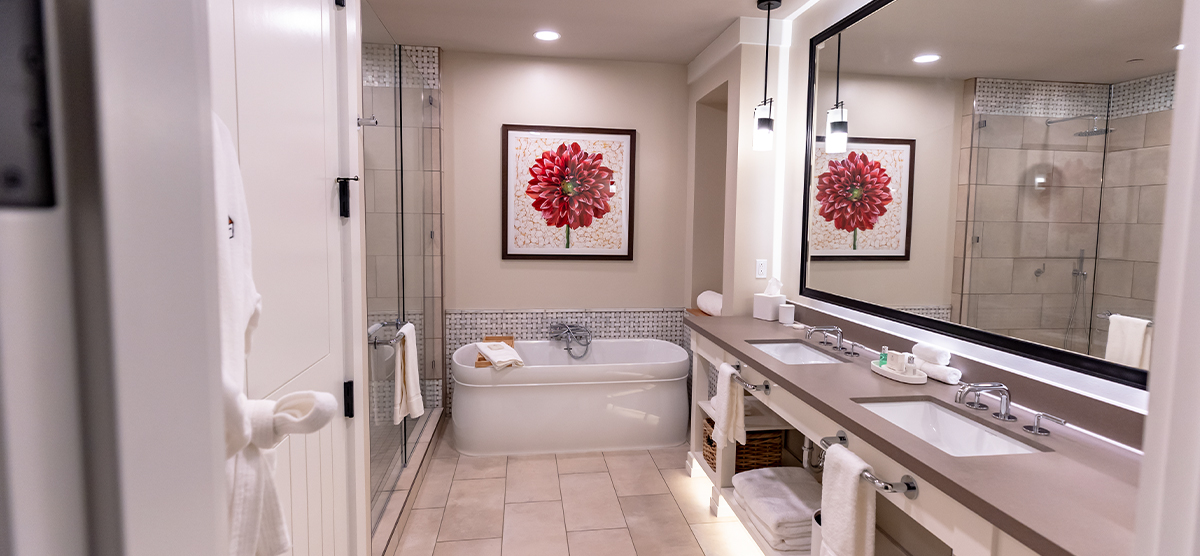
(685, 313, 1139, 556)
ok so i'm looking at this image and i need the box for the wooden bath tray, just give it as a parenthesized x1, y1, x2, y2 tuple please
(475, 335, 515, 368)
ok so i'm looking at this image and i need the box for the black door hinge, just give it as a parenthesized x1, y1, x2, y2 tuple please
(335, 0, 345, 7)
(336, 176, 358, 218)
(343, 380, 354, 418)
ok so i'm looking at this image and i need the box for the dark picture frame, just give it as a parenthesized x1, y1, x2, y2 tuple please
(501, 124, 637, 261)
(809, 136, 916, 261)
(798, 0, 1148, 389)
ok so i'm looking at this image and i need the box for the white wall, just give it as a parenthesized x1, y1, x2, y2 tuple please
(805, 72, 962, 307)
(441, 52, 689, 309)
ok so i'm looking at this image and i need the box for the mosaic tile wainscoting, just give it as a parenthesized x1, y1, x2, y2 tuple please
(444, 308, 688, 413)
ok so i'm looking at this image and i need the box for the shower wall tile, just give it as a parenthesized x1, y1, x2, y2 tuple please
(970, 258, 1014, 293)
(423, 128, 442, 171)
(366, 257, 378, 298)
(364, 125, 397, 170)
(1012, 259, 1076, 294)
(1095, 260, 1134, 298)
(1082, 188, 1102, 223)
(1105, 114, 1147, 151)
(958, 148, 971, 185)
(425, 171, 443, 214)
(1138, 186, 1166, 224)
(401, 127, 422, 171)
(373, 170, 398, 214)
(1132, 263, 1158, 301)
(376, 255, 399, 297)
(1105, 147, 1170, 186)
(1100, 187, 1139, 224)
(973, 294, 1042, 329)
(1045, 223, 1097, 258)
(402, 171, 424, 213)
(977, 116, 1025, 149)
(1144, 110, 1174, 147)
(985, 149, 1054, 186)
(973, 186, 1018, 221)
(1041, 294, 1093, 330)
(1016, 186, 1082, 223)
(364, 172, 376, 213)
(1126, 224, 1163, 262)
(370, 86, 396, 127)
(404, 255, 424, 297)
(366, 213, 398, 256)
(1053, 151, 1104, 187)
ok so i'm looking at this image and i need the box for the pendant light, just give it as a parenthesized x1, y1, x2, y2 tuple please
(754, 0, 781, 152)
(825, 33, 849, 154)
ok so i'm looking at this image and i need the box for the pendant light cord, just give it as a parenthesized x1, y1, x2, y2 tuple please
(835, 33, 842, 108)
(762, 3, 772, 117)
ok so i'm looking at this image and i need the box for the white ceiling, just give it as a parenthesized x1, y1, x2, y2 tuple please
(363, 0, 780, 64)
(818, 0, 1184, 84)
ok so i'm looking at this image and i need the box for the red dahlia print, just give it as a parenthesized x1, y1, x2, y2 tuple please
(526, 143, 616, 241)
(816, 151, 893, 248)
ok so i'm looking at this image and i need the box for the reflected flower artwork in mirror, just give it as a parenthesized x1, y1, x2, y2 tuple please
(810, 137, 915, 260)
(502, 124, 636, 260)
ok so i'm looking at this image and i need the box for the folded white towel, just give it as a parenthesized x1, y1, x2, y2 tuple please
(912, 343, 951, 366)
(697, 290, 723, 317)
(733, 491, 814, 550)
(1105, 314, 1153, 368)
(820, 445, 875, 556)
(732, 467, 822, 537)
(914, 357, 961, 385)
(394, 323, 424, 424)
(710, 363, 745, 445)
(475, 341, 525, 370)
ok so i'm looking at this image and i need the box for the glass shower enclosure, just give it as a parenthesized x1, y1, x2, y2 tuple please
(362, 44, 445, 536)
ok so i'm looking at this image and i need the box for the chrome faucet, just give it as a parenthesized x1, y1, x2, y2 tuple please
(955, 382, 1017, 422)
(549, 323, 592, 359)
(806, 326, 843, 351)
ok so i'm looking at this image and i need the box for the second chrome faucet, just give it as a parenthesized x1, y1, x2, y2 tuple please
(955, 382, 1017, 422)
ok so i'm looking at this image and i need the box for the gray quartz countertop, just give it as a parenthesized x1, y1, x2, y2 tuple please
(685, 314, 1140, 556)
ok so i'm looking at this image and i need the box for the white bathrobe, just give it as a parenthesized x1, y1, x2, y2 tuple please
(214, 113, 336, 556)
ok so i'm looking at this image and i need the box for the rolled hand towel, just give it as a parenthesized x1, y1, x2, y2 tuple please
(912, 343, 951, 366)
(915, 357, 961, 385)
(475, 342, 524, 370)
(731, 467, 822, 537)
(697, 290, 723, 317)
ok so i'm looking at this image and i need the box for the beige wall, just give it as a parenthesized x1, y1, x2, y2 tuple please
(441, 52, 689, 309)
(803, 72, 963, 308)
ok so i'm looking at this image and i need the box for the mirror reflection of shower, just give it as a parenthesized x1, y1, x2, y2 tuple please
(1063, 249, 1089, 349)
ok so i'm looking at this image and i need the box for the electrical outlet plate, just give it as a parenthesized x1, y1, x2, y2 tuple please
(755, 259, 768, 278)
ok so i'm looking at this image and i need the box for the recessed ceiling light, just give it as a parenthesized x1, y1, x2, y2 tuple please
(1176, 44, 1185, 50)
(534, 31, 560, 41)
(913, 54, 941, 64)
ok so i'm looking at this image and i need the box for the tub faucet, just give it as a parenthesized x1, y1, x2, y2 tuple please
(955, 382, 1017, 422)
(806, 326, 843, 351)
(549, 323, 592, 359)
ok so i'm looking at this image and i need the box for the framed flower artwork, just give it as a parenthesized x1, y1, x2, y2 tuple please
(502, 124, 636, 260)
(809, 137, 916, 261)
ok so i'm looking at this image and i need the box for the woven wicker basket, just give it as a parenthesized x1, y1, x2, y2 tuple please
(703, 417, 784, 473)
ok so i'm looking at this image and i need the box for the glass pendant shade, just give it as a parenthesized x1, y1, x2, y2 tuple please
(754, 103, 774, 152)
(826, 107, 848, 154)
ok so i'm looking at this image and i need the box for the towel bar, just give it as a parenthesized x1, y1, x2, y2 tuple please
(730, 362, 772, 394)
(1096, 311, 1153, 327)
(370, 322, 409, 348)
(820, 430, 919, 500)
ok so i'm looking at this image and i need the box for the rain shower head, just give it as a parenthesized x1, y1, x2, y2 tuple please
(1046, 114, 1113, 136)
(1075, 127, 1113, 136)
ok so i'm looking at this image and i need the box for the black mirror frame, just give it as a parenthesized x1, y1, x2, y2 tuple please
(798, 0, 1149, 390)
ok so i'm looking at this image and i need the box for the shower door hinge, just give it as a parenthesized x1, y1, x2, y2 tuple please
(343, 381, 354, 418)
(977, 120, 987, 129)
(334, 0, 345, 7)
(336, 176, 358, 218)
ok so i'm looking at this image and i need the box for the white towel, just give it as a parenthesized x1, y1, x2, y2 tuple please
(710, 363, 746, 445)
(820, 445, 875, 556)
(475, 341, 524, 370)
(731, 467, 822, 537)
(1105, 314, 1153, 368)
(697, 290, 723, 316)
(734, 492, 813, 552)
(214, 113, 337, 556)
(914, 357, 961, 385)
(912, 343, 951, 366)
(394, 323, 423, 424)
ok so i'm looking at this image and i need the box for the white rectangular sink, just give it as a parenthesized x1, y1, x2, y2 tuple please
(749, 341, 843, 365)
(858, 399, 1040, 457)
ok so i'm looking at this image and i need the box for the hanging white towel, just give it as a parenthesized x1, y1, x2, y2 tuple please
(214, 112, 337, 556)
(394, 323, 424, 423)
(710, 363, 746, 445)
(819, 444, 875, 556)
(1105, 314, 1153, 368)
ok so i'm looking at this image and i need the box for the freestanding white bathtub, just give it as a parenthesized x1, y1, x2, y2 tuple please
(451, 339, 689, 456)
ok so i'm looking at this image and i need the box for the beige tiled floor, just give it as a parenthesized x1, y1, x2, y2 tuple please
(391, 427, 764, 556)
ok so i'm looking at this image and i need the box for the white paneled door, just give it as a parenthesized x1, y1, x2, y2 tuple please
(228, 0, 363, 553)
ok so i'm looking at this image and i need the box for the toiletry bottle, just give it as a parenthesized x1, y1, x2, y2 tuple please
(905, 354, 917, 376)
(879, 346, 888, 367)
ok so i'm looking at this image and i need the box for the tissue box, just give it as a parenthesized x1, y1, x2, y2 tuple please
(753, 294, 787, 321)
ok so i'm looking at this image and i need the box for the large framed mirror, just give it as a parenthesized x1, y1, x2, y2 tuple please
(800, 0, 1182, 389)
